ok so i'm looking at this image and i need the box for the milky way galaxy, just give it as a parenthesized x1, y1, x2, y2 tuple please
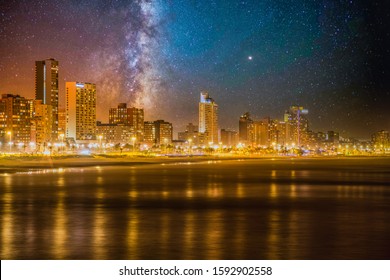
(88, 0, 166, 117)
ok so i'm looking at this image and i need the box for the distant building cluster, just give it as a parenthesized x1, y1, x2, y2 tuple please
(0, 58, 389, 154)
(237, 107, 322, 148)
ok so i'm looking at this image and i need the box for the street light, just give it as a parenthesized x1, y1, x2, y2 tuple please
(7, 131, 12, 153)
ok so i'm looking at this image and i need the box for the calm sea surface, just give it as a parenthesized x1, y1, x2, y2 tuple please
(1, 158, 390, 259)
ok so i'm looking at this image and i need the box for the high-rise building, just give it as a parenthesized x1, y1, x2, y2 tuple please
(277, 121, 288, 145)
(239, 112, 253, 143)
(65, 82, 96, 141)
(252, 119, 269, 146)
(35, 58, 59, 141)
(268, 119, 280, 145)
(109, 103, 144, 141)
(0, 94, 33, 144)
(199, 91, 218, 144)
(284, 106, 309, 146)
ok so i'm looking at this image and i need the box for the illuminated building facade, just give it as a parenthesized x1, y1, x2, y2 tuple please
(58, 107, 66, 137)
(31, 100, 52, 146)
(109, 103, 144, 141)
(0, 94, 33, 143)
(35, 58, 59, 141)
(155, 120, 173, 145)
(252, 119, 269, 146)
(284, 106, 309, 146)
(143, 120, 173, 146)
(96, 122, 133, 144)
(65, 82, 96, 141)
(143, 121, 156, 145)
(268, 119, 280, 145)
(276, 121, 288, 145)
(239, 112, 302, 147)
(199, 92, 218, 144)
(372, 130, 389, 149)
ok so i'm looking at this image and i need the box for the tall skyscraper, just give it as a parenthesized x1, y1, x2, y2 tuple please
(65, 82, 96, 141)
(284, 106, 309, 146)
(35, 58, 59, 141)
(199, 91, 218, 143)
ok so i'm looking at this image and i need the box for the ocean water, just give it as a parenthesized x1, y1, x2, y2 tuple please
(1, 158, 389, 259)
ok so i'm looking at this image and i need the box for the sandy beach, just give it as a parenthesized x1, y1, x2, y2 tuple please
(0, 154, 239, 173)
(0, 154, 388, 174)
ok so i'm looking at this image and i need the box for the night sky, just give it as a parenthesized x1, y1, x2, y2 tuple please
(0, 0, 389, 138)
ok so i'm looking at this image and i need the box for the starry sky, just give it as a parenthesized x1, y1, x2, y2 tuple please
(0, 0, 389, 138)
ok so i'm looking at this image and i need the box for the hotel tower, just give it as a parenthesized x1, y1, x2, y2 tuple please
(199, 91, 218, 144)
(35, 58, 59, 141)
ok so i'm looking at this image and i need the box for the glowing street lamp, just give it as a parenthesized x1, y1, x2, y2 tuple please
(29, 142, 35, 151)
(7, 131, 12, 153)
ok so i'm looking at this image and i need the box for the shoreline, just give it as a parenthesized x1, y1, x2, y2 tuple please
(1, 154, 389, 174)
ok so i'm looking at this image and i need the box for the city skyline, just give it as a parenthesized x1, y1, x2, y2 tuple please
(0, 1, 389, 138)
(1, 1, 390, 265)
(0, 67, 388, 145)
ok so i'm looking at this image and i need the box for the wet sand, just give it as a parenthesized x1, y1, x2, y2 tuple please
(0, 154, 388, 173)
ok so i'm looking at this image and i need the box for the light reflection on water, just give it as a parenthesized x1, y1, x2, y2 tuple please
(2, 192, 13, 259)
(1, 158, 390, 259)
